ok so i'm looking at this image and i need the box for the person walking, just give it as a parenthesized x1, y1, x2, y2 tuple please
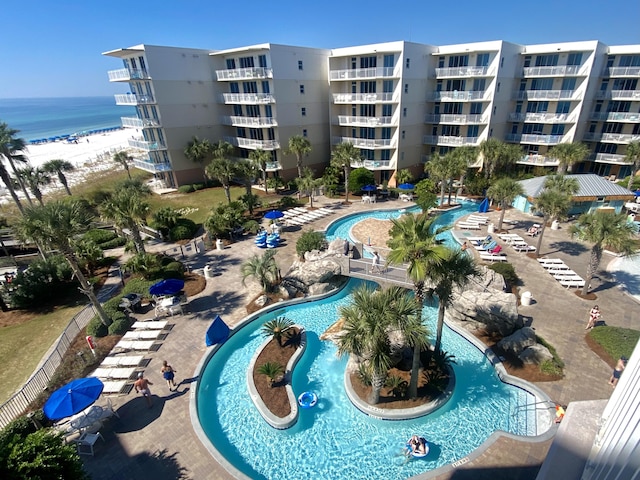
(134, 372, 154, 408)
(586, 305, 601, 330)
(161, 360, 178, 391)
(371, 251, 381, 274)
(609, 356, 627, 387)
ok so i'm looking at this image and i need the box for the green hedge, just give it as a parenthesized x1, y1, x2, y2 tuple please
(86, 318, 108, 338)
(108, 316, 132, 335)
(177, 185, 195, 194)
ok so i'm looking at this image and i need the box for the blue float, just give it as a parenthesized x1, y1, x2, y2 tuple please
(297, 391, 318, 408)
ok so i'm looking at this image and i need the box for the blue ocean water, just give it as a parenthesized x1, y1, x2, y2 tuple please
(0, 97, 135, 141)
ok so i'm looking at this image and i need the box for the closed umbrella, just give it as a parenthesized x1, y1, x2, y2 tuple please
(43, 377, 104, 421)
(264, 210, 285, 220)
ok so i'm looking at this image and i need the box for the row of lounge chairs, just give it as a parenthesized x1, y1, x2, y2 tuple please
(497, 233, 536, 253)
(469, 235, 507, 262)
(537, 258, 586, 288)
(283, 207, 335, 226)
(457, 214, 489, 230)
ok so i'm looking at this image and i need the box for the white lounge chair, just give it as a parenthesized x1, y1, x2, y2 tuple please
(131, 320, 168, 330)
(480, 254, 507, 262)
(537, 258, 564, 265)
(457, 223, 481, 230)
(552, 270, 579, 278)
(558, 278, 586, 288)
(101, 380, 128, 394)
(100, 355, 144, 367)
(512, 244, 536, 253)
(91, 367, 137, 380)
(123, 330, 162, 341)
(114, 340, 157, 352)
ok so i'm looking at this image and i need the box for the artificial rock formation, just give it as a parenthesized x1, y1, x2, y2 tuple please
(496, 326, 537, 356)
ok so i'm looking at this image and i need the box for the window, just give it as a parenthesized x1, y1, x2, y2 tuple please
(246, 105, 260, 117)
(515, 101, 523, 114)
(237, 127, 246, 138)
(438, 57, 445, 68)
(531, 78, 553, 90)
(467, 125, 479, 137)
(535, 54, 558, 67)
(360, 81, 376, 93)
(243, 82, 258, 94)
(130, 58, 137, 69)
(606, 56, 615, 68)
(511, 124, 518, 134)
(448, 55, 469, 67)
(406, 58, 410, 69)
(239, 56, 255, 68)
(620, 55, 640, 67)
(362, 150, 375, 160)
(258, 55, 267, 68)
(383, 54, 394, 68)
(351, 82, 357, 93)
(230, 82, 239, 94)
(226, 58, 236, 69)
(402, 130, 405, 139)
(470, 103, 483, 115)
(446, 79, 465, 91)
(403, 107, 407, 117)
(351, 57, 357, 69)
(526, 101, 549, 113)
(361, 56, 376, 68)
(600, 79, 609, 91)
(561, 78, 576, 91)
(472, 78, 485, 91)
(476, 53, 490, 67)
(382, 105, 392, 117)
(261, 81, 270, 93)
(303, 129, 308, 137)
(383, 80, 393, 93)
(299, 84, 305, 94)
(265, 105, 272, 117)
(607, 101, 631, 113)
(443, 103, 462, 114)
(567, 53, 582, 66)
(613, 78, 638, 90)
(496, 82, 500, 92)
(301, 107, 306, 116)
(267, 128, 275, 140)
(360, 104, 375, 117)
(523, 56, 531, 68)
(551, 124, 565, 136)
(556, 102, 571, 114)
(381, 128, 391, 140)
(404, 84, 408, 94)
(138, 56, 146, 72)
(298, 60, 303, 70)
(442, 125, 460, 136)
(500, 57, 504, 68)
(523, 123, 543, 134)
(381, 150, 391, 161)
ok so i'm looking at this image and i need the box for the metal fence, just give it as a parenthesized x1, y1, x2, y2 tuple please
(0, 304, 97, 429)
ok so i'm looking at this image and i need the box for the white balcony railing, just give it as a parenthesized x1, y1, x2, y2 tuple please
(224, 137, 280, 150)
(329, 67, 396, 80)
(595, 90, 640, 100)
(508, 112, 575, 123)
(128, 138, 166, 151)
(121, 117, 161, 128)
(222, 116, 277, 127)
(265, 161, 282, 171)
(603, 66, 640, 77)
(107, 68, 150, 82)
(434, 66, 493, 78)
(332, 93, 395, 103)
(133, 159, 172, 173)
(114, 93, 155, 105)
(583, 133, 640, 144)
(516, 155, 559, 166)
(513, 90, 576, 101)
(423, 135, 480, 146)
(221, 93, 275, 104)
(522, 65, 584, 77)
(430, 90, 487, 101)
(215, 67, 273, 81)
(350, 160, 393, 169)
(590, 112, 640, 123)
(592, 153, 631, 164)
(424, 114, 486, 124)
(335, 116, 394, 126)
(505, 133, 563, 144)
(336, 137, 396, 148)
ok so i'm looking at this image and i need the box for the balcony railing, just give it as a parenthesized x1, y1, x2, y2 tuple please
(513, 90, 576, 101)
(591, 153, 630, 164)
(522, 65, 583, 77)
(114, 94, 155, 105)
(595, 90, 640, 100)
(133, 159, 172, 173)
(329, 67, 396, 80)
(121, 117, 161, 128)
(516, 155, 558, 166)
(505, 134, 563, 144)
(107, 68, 150, 82)
(430, 90, 487, 101)
(508, 112, 575, 123)
(332, 93, 395, 103)
(224, 136, 280, 150)
(128, 138, 166, 151)
(350, 160, 393, 169)
(221, 93, 275, 104)
(265, 161, 282, 171)
(603, 66, 640, 77)
(434, 66, 493, 78)
(424, 114, 486, 124)
(222, 116, 277, 127)
(215, 67, 273, 81)
(590, 112, 640, 123)
(336, 137, 396, 148)
(583, 132, 640, 144)
(335, 116, 394, 126)
(423, 135, 479, 146)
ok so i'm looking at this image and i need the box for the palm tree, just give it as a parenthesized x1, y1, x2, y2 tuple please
(211, 140, 234, 164)
(395, 169, 413, 186)
(548, 142, 590, 175)
(235, 159, 258, 196)
(386, 213, 449, 398)
(425, 153, 448, 205)
(451, 145, 478, 189)
(570, 211, 636, 295)
(428, 248, 480, 352)
(0, 122, 31, 212)
(16, 166, 51, 206)
(287, 135, 312, 178)
(249, 149, 271, 193)
(486, 177, 524, 231)
(42, 159, 74, 196)
(241, 249, 279, 293)
(625, 141, 640, 190)
(533, 175, 579, 256)
(206, 158, 237, 204)
(261, 316, 294, 347)
(112, 151, 133, 179)
(479, 138, 504, 180)
(184, 136, 212, 185)
(100, 185, 150, 254)
(257, 362, 285, 387)
(15, 200, 111, 326)
(330, 142, 362, 204)
(295, 168, 322, 208)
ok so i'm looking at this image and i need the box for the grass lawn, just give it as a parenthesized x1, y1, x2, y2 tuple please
(589, 326, 640, 363)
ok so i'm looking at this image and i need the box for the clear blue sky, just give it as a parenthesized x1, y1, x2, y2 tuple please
(2, 0, 638, 98)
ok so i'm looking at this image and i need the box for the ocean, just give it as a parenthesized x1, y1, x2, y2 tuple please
(0, 97, 135, 141)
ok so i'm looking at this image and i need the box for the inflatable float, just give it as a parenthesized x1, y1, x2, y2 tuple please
(406, 436, 429, 458)
(298, 391, 318, 409)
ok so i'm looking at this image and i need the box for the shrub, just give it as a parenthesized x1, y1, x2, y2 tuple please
(348, 167, 375, 193)
(82, 228, 117, 245)
(9, 256, 74, 309)
(108, 316, 132, 335)
(193, 183, 205, 191)
(86, 317, 109, 338)
(170, 225, 193, 241)
(296, 231, 327, 259)
(122, 278, 156, 296)
(99, 237, 127, 249)
(177, 184, 195, 194)
(243, 219, 260, 235)
(163, 261, 185, 279)
(0, 411, 49, 446)
(279, 196, 299, 209)
(487, 262, 519, 289)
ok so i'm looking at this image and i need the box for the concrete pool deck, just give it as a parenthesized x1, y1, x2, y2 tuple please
(80, 198, 638, 480)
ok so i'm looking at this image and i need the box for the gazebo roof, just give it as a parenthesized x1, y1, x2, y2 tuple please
(518, 174, 635, 200)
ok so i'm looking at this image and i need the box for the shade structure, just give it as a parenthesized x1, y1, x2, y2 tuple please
(206, 315, 230, 346)
(264, 210, 285, 220)
(361, 184, 377, 192)
(478, 197, 489, 213)
(398, 183, 415, 190)
(149, 278, 185, 296)
(43, 377, 104, 421)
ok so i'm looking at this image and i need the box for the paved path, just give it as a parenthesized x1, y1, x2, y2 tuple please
(80, 199, 638, 480)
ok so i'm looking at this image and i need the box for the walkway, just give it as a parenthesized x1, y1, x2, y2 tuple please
(79, 198, 637, 480)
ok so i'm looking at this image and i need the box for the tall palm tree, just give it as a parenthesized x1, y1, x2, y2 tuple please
(112, 151, 133, 179)
(330, 142, 362, 203)
(395, 169, 413, 186)
(548, 142, 590, 175)
(486, 177, 524, 231)
(184, 136, 212, 185)
(249, 148, 271, 193)
(235, 159, 258, 196)
(0, 122, 31, 211)
(428, 248, 480, 352)
(16, 166, 51, 206)
(451, 145, 478, 188)
(533, 175, 579, 256)
(211, 140, 234, 164)
(425, 153, 448, 205)
(387, 213, 449, 399)
(206, 157, 237, 204)
(100, 185, 150, 254)
(287, 135, 312, 178)
(15, 200, 111, 326)
(479, 138, 505, 180)
(42, 159, 74, 196)
(241, 250, 279, 293)
(570, 211, 636, 295)
(625, 141, 640, 190)
(295, 168, 322, 208)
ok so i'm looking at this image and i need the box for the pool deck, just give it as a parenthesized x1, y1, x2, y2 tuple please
(80, 198, 638, 480)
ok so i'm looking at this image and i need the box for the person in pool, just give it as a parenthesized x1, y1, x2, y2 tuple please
(407, 435, 427, 456)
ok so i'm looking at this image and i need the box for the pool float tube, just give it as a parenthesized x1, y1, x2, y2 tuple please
(298, 391, 318, 408)
(405, 437, 429, 458)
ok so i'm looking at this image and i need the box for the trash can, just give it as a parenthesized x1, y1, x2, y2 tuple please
(216, 238, 224, 251)
(521, 291, 532, 306)
(487, 223, 495, 234)
(204, 265, 213, 279)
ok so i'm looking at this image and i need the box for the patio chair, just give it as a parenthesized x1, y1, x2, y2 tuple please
(76, 431, 105, 456)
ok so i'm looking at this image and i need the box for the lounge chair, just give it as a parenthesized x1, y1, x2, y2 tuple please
(457, 222, 481, 230)
(544, 263, 571, 271)
(551, 270, 579, 278)
(512, 244, 536, 253)
(558, 277, 586, 288)
(488, 245, 503, 255)
(114, 340, 157, 352)
(480, 253, 507, 262)
(101, 380, 128, 394)
(474, 241, 498, 251)
(122, 330, 162, 341)
(91, 367, 137, 380)
(131, 320, 168, 330)
(100, 355, 144, 367)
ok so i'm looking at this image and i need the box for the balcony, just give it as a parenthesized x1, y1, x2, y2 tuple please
(424, 114, 486, 124)
(121, 117, 161, 128)
(423, 135, 479, 146)
(435, 66, 493, 78)
(508, 112, 575, 123)
(128, 138, 166, 151)
(335, 137, 396, 149)
(430, 90, 487, 102)
(216, 67, 273, 81)
(505, 134, 563, 145)
(603, 66, 640, 77)
(516, 155, 559, 167)
(221, 93, 275, 104)
(335, 116, 394, 126)
(583, 132, 640, 144)
(114, 94, 156, 106)
(329, 67, 396, 81)
(107, 68, 150, 82)
(592, 153, 630, 164)
(522, 65, 584, 77)
(332, 93, 395, 103)
(265, 161, 282, 171)
(224, 137, 279, 150)
(222, 116, 277, 127)
(590, 112, 640, 123)
(595, 90, 640, 100)
(350, 160, 393, 169)
(133, 159, 172, 173)
(513, 90, 576, 101)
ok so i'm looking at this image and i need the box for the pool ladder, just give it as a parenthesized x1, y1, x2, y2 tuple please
(512, 400, 557, 435)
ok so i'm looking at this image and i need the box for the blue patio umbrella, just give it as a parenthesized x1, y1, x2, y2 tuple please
(43, 377, 104, 421)
(398, 183, 415, 190)
(264, 210, 285, 220)
(478, 197, 489, 213)
(149, 278, 185, 296)
(362, 184, 377, 192)
(634, 189, 640, 197)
